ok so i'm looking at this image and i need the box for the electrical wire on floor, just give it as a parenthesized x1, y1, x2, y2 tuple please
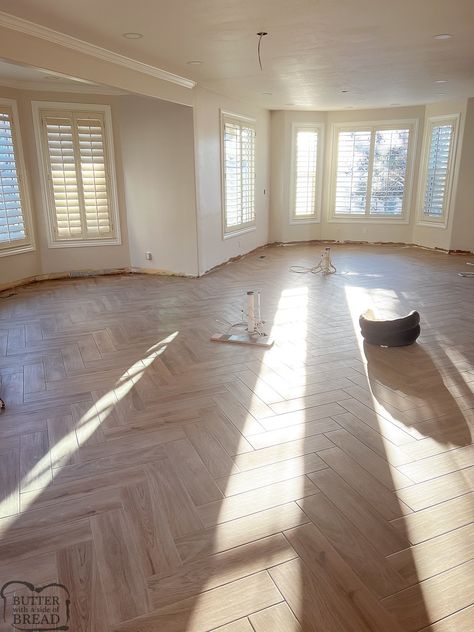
(290, 246, 337, 275)
(215, 291, 267, 337)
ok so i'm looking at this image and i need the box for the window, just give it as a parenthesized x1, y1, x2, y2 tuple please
(418, 115, 459, 225)
(0, 100, 33, 256)
(222, 112, 256, 235)
(33, 102, 120, 247)
(330, 122, 416, 221)
(291, 124, 322, 222)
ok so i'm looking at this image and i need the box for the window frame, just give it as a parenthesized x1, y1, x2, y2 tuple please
(0, 97, 35, 257)
(289, 122, 324, 224)
(416, 113, 460, 229)
(32, 101, 121, 248)
(220, 110, 256, 239)
(328, 119, 418, 224)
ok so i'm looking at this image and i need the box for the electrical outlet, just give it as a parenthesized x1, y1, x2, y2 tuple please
(145, 252, 152, 261)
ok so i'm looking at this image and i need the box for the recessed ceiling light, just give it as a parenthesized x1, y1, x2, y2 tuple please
(187, 60, 203, 65)
(433, 33, 452, 40)
(262, 92, 272, 96)
(438, 93, 447, 96)
(122, 32, 143, 39)
(435, 79, 448, 83)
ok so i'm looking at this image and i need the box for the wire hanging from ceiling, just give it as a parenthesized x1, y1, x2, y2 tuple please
(257, 32, 268, 71)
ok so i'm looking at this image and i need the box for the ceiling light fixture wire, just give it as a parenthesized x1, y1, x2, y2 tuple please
(257, 32, 268, 71)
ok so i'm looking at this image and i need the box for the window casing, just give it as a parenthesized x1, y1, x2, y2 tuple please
(221, 112, 256, 236)
(329, 121, 417, 222)
(32, 102, 120, 247)
(417, 114, 459, 227)
(0, 99, 33, 256)
(290, 123, 323, 223)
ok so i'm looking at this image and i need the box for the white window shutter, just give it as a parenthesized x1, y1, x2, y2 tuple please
(293, 128, 319, 218)
(223, 115, 256, 232)
(333, 125, 412, 218)
(370, 129, 410, 216)
(0, 107, 27, 246)
(335, 130, 371, 215)
(41, 109, 116, 242)
(77, 116, 112, 235)
(423, 123, 454, 218)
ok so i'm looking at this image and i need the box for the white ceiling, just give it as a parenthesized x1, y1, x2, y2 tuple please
(0, 59, 127, 94)
(0, 0, 473, 109)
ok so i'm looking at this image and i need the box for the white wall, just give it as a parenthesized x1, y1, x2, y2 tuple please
(442, 98, 474, 252)
(193, 87, 270, 274)
(0, 87, 132, 286)
(412, 99, 468, 251)
(270, 110, 327, 244)
(118, 95, 199, 276)
(270, 105, 426, 246)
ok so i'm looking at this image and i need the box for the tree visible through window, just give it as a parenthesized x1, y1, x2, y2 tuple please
(333, 124, 413, 219)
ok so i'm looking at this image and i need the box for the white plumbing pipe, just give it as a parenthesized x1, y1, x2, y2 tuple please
(247, 291, 256, 333)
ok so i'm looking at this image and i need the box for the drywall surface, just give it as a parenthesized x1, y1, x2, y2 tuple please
(270, 105, 426, 245)
(447, 98, 474, 252)
(193, 87, 270, 274)
(0, 24, 194, 106)
(412, 99, 467, 251)
(0, 86, 131, 286)
(270, 110, 327, 243)
(1, 87, 130, 285)
(118, 95, 199, 276)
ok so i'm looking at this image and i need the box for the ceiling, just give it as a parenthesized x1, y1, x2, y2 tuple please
(0, 59, 126, 94)
(0, 0, 473, 109)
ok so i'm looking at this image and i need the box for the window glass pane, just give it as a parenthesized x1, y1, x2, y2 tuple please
(335, 130, 371, 215)
(423, 123, 453, 217)
(0, 109, 25, 244)
(294, 129, 318, 217)
(370, 129, 409, 216)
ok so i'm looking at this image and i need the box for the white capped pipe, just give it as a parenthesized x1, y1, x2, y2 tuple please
(247, 291, 256, 333)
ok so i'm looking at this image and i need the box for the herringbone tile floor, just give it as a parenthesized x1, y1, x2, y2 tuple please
(1, 244, 473, 631)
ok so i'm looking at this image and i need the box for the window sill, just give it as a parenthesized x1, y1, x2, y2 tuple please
(289, 217, 320, 225)
(416, 220, 448, 229)
(223, 226, 256, 240)
(327, 215, 410, 225)
(0, 243, 35, 258)
(47, 237, 122, 249)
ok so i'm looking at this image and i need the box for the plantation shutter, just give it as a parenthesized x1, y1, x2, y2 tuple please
(423, 123, 454, 218)
(42, 111, 114, 240)
(334, 130, 371, 215)
(223, 117, 255, 231)
(293, 128, 319, 218)
(370, 129, 410, 216)
(0, 106, 27, 246)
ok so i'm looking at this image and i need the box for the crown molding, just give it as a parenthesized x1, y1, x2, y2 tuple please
(0, 10, 196, 90)
(0, 77, 128, 95)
